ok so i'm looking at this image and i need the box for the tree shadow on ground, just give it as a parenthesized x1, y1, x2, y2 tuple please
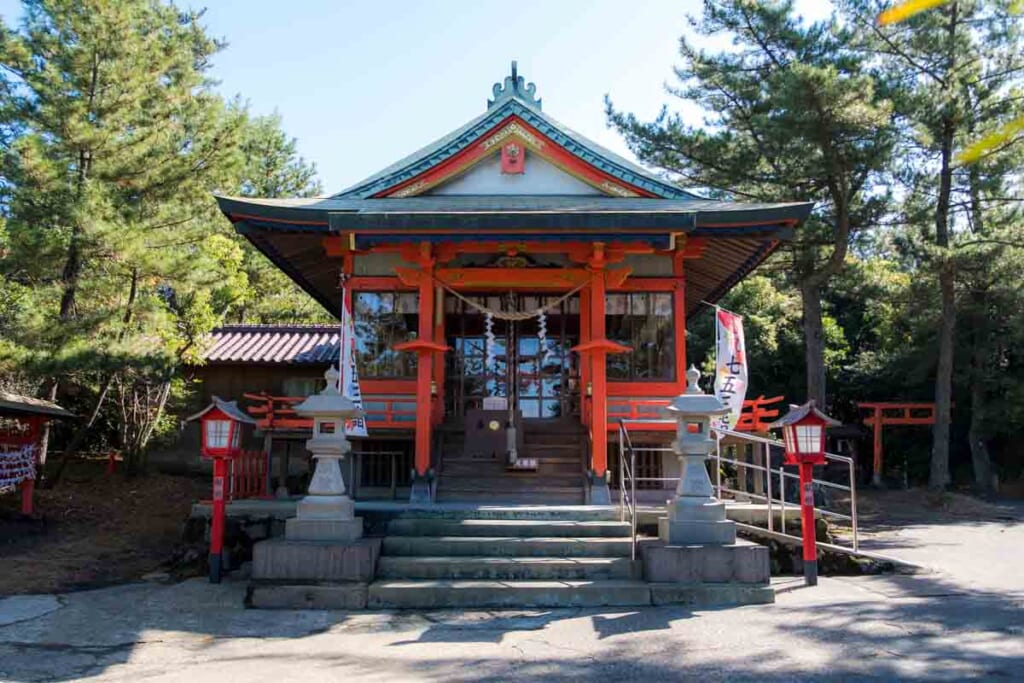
(0, 567, 1021, 681)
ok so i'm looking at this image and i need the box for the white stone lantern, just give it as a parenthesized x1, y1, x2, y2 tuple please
(658, 366, 737, 545)
(285, 365, 365, 542)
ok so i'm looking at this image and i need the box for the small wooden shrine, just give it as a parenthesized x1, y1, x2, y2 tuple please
(0, 392, 74, 514)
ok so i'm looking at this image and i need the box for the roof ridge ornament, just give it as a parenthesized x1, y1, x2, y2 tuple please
(488, 60, 542, 111)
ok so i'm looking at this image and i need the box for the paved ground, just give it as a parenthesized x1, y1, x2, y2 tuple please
(1, 511, 1021, 681)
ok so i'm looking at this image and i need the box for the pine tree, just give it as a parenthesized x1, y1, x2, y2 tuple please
(0, 0, 247, 472)
(230, 112, 329, 324)
(842, 0, 1024, 488)
(606, 0, 894, 407)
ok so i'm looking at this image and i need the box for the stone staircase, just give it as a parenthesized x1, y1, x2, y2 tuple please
(367, 507, 650, 608)
(250, 506, 776, 609)
(434, 420, 587, 504)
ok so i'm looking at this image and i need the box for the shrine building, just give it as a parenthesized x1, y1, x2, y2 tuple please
(210, 64, 811, 504)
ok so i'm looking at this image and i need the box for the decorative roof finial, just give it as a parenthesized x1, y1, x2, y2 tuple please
(488, 60, 542, 111)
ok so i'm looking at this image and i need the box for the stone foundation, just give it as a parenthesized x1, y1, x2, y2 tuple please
(641, 539, 770, 584)
(252, 537, 381, 582)
(284, 517, 364, 542)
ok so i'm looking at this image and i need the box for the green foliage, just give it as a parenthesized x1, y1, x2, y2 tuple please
(613, 0, 1024, 488)
(0, 0, 328, 468)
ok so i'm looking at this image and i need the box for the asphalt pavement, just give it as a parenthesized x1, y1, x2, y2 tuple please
(0, 511, 1021, 681)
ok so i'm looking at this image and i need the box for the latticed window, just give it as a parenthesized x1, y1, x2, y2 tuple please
(353, 292, 419, 378)
(605, 292, 675, 381)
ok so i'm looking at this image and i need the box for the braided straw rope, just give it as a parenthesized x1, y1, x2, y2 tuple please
(433, 276, 589, 321)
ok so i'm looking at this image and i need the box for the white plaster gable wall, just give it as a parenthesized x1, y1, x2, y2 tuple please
(427, 153, 603, 196)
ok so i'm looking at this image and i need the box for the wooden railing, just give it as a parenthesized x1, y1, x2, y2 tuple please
(243, 393, 418, 431)
(228, 449, 268, 501)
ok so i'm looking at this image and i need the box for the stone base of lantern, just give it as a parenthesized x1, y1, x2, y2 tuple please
(658, 497, 737, 545)
(252, 537, 380, 584)
(284, 517, 364, 542)
(283, 494, 363, 542)
(295, 494, 355, 520)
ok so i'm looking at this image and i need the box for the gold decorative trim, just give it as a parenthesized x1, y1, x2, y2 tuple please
(481, 123, 545, 152)
(599, 181, 638, 198)
(389, 180, 429, 198)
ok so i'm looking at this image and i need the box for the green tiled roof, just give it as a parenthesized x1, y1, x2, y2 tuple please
(332, 63, 700, 200)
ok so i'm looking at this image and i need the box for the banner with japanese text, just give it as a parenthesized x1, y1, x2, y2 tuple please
(340, 300, 368, 437)
(714, 308, 748, 430)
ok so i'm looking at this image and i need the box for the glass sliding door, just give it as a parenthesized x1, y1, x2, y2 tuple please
(445, 293, 580, 420)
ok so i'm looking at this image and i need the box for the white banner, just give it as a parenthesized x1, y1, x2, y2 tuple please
(340, 299, 368, 437)
(714, 308, 748, 430)
(0, 444, 37, 494)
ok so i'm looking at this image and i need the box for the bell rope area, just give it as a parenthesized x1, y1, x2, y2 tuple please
(2, 3, 1023, 680)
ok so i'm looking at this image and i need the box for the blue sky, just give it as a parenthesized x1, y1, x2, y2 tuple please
(0, 0, 830, 194)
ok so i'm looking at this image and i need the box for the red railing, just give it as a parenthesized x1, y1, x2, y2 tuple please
(243, 393, 418, 431)
(606, 395, 787, 432)
(608, 398, 677, 430)
(227, 449, 268, 502)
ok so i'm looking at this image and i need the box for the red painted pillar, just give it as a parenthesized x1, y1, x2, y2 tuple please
(19, 478, 34, 515)
(414, 246, 435, 476)
(589, 250, 608, 477)
(209, 457, 227, 583)
(673, 254, 687, 390)
(799, 461, 818, 586)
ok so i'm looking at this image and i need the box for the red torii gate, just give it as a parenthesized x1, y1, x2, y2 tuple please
(857, 402, 936, 486)
(735, 395, 786, 433)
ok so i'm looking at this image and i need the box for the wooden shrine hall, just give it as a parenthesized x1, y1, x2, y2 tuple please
(214, 63, 812, 504)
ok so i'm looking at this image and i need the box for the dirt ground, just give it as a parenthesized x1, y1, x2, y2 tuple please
(855, 487, 1021, 525)
(0, 464, 208, 595)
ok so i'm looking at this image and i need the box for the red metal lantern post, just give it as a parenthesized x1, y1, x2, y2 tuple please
(769, 401, 840, 586)
(186, 398, 255, 583)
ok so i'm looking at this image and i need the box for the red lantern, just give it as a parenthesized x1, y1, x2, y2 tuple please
(188, 398, 254, 459)
(769, 400, 840, 587)
(186, 397, 256, 582)
(773, 401, 839, 466)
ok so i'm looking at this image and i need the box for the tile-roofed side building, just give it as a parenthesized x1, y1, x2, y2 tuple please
(202, 325, 340, 365)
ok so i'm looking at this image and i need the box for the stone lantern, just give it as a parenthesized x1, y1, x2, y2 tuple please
(659, 366, 737, 545)
(285, 365, 364, 542)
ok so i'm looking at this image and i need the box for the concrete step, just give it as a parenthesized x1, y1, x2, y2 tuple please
(435, 490, 585, 505)
(436, 479, 583, 492)
(440, 464, 585, 475)
(385, 518, 631, 538)
(366, 579, 652, 609)
(376, 556, 639, 580)
(390, 506, 619, 522)
(382, 535, 632, 557)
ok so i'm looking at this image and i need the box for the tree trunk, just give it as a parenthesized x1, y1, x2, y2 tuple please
(968, 346, 994, 493)
(929, 2, 959, 489)
(44, 268, 140, 486)
(801, 281, 827, 405)
(930, 155, 956, 489)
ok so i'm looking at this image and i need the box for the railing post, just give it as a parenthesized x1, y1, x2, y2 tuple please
(390, 451, 398, 501)
(630, 440, 636, 562)
(850, 459, 859, 552)
(715, 433, 722, 499)
(618, 424, 625, 522)
(764, 441, 773, 533)
(780, 468, 786, 536)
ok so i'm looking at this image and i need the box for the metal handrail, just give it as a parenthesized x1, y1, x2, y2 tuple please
(617, 418, 859, 553)
(617, 421, 638, 560)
